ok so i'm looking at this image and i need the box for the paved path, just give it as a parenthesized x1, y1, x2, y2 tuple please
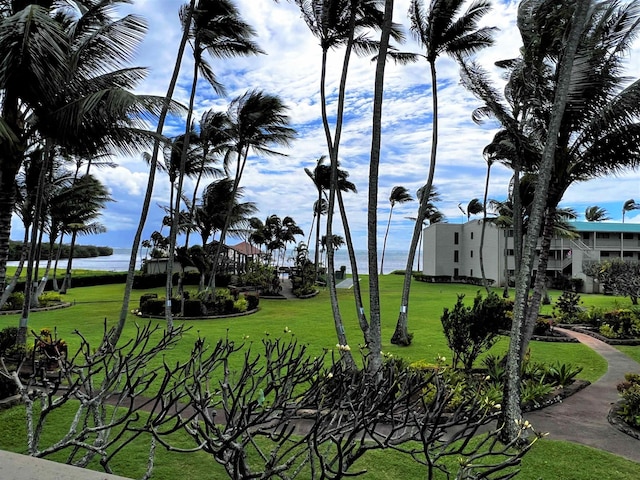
(525, 328, 640, 462)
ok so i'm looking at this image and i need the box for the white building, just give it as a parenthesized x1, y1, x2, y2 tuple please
(422, 221, 640, 292)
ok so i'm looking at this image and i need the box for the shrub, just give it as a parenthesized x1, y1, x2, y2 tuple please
(244, 292, 259, 311)
(552, 291, 583, 323)
(38, 291, 62, 307)
(234, 297, 248, 313)
(617, 374, 640, 428)
(238, 262, 281, 295)
(545, 362, 583, 387)
(0, 374, 17, 400)
(533, 317, 555, 336)
(139, 293, 158, 309)
(183, 300, 205, 317)
(601, 309, 640, 338)
(0, 327, 18, 356)
(440, 291, 510, 372)
(1, 292, 24, 311)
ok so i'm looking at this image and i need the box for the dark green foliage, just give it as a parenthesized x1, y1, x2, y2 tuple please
(599, 310, 640, 339)
(132, 272, 231, 290)
(7, 240, 112, 260)
(139, 293, 158, 309)
(244, 292, 259, 311)
(0, 327, 18, 356)
(533, 316, 555, 336)
(617, 373, 640, 428)
(552, 290, 583, 323)
(183, 300, 206, 317)
(0, 375, 17, 400)
(440, 291, 510, 372)
(291, 244, 316, 297)
(237, 262, 281, 296)
(546, 362, 583, 387)
(1, 293, 24, 311)
(38, 292, 62, 307)
(15, 273, 127, 294)
(550, 276, 584, 292)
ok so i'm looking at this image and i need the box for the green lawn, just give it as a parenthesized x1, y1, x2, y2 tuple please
(1, 275, 639, 479)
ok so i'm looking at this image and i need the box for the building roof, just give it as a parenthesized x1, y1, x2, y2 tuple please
(570, 221, 640, 233)
(231, 241, 262, 256)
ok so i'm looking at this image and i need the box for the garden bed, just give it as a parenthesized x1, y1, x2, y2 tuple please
(608, 400, 640, 440)
(561, 325, 640, 346)
(0, 302, 71, 315)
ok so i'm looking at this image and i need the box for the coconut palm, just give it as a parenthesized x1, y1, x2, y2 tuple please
(466, 198, 483, 221)
(391, 0, 496, 346)
(208, 90, 295, 290)
(380, 186, 413, 274)
(585, 206, 611, 222)
(622, 199, 640, 223)
(280, 0, 405, 367)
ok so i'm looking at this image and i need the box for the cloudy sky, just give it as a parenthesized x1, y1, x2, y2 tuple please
(15, 0, 640, 253)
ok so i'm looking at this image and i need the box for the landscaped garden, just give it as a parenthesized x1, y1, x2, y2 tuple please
(1, 274, 639, 479)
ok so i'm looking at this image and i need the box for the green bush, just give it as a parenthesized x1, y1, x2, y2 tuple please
(600, 310, 640, 338)
(38, 291, 61, 307)
(233, 297, 248, 313)
(244, 293, 259, 311)
(1, 292, 24, 311)
(553, 291, 583, 323)
(0, 327, 18, 356)
(139, 293, 158, 309)
(617, 373, 640, 428)
(440, 291, 510, 372)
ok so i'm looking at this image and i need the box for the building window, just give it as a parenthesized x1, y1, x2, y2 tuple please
(507, 229, 514, 237)
(596, 232, 610, 239)
(601, 251, 610, 257)
(623, 251, 634, 257)
(454, 232, 459, 245)
(623, 233, 634, 240)
(470, 250, 474, 258)
(454, 250, 459, 263)
(506, 249, 514, 256)
(582, 232, 590, 240)
(470, 269, 473, 276)
(454, 268, 459, 277)
(471, 232, 474, 240)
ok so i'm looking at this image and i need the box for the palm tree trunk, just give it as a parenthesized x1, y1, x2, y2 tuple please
(479, 161, 492, 294)
(391, 59, 439, 346)
(520, 207, 555, 358)
(380, 206, 394, 275)
(501, 0, 591, 443)
(111, 0, 197, 347)
(166, 42, 200, 328)
(52, 234, 65, 291)
(60, 229, 78, 294)
(366, 0, 394, 373)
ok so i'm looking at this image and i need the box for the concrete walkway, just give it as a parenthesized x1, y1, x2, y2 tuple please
(525, 328, 640, 462)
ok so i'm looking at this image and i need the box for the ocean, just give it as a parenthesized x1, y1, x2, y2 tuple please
(7, 248, 418, 275)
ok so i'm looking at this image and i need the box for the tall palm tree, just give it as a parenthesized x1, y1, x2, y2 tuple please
(498, 0, 593, 442)
(622, 199, 640, 223)
(585, 206, 611, 222)
(208, 90, 295, 290)
(280, 0, 404, 367)
(466, 198, 483, 221)
(380, 186, 413, 274)
(392, 0, 496, 346)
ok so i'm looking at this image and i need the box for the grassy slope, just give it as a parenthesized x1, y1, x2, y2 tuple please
(1, 275, 639, 478)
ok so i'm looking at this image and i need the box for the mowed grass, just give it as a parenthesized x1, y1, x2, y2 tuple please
(1, 274, 639, 479)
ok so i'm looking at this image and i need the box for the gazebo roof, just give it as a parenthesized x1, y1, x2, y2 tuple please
(231, 241, 262, 256)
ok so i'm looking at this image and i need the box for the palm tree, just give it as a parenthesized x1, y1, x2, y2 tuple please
(466, 198, 483, 221)
(282, 0, 404, 368)
(498, 0, 593, 442)
(622, 199, 640, 223)
(380, 186, 413, 274)
(585, 206, 611, 222)
(208, 90, 296, 290)
(392, 0, 496, 346)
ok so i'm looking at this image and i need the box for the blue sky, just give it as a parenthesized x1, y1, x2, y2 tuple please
(11, 0, 640, 252)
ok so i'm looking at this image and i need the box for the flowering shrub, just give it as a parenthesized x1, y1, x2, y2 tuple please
(617, 373, 640, 428)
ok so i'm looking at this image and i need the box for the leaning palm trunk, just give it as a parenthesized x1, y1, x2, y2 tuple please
(501, 0, 590, 443)
(391, 60, 439, 346)
(366, 0, 395, 373)
(111, 0, 196, 347)
(337, 188, 370, 345)
(520, 206, 555, 358)
(479, 160, 492, 294)
(60, 229, 79, 294)
(165, 44, 200, 328)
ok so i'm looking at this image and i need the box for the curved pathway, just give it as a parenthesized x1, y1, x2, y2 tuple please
(524, 328, 640, 462)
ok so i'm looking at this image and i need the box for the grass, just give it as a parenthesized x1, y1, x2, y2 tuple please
(1, 274, 639, 478)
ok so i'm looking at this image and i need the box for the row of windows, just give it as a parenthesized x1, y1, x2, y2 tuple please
(453, 232, 475, 245)
(582, 232, 637, 240)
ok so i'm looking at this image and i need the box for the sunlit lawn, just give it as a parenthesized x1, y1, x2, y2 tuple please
(1, 273, 639, 478)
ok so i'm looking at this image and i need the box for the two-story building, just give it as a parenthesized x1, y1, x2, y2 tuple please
(422, 221, 640, 292)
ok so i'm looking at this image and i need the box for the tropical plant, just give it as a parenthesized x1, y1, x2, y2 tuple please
(380, 186, 413, 274)
(466, 198, 483, 221)
(392, 0, 496, 346)
(622, 199, 640, 223)
(585, 206, 611, 222)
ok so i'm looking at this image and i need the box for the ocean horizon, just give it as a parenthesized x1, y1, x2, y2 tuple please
(7, 247, 420, 275)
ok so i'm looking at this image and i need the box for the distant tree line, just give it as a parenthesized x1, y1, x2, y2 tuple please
(7, 241, 112, 261)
